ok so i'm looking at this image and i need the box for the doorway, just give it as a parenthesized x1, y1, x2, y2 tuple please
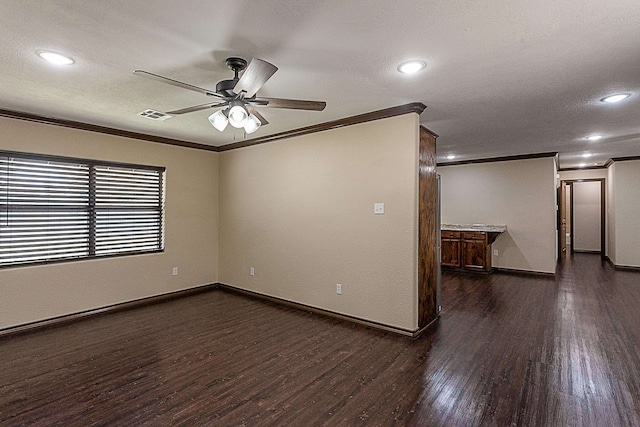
(558, 179, 605, 259)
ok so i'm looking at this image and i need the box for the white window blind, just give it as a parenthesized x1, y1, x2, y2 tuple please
(0, 151, 164, 268)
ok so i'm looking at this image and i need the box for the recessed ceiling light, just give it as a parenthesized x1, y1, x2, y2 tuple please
(446, 155, 456, 160)
(586, 135, 602, 141)
(601, 93, 631, 103)
(578, 163, 587, 168)
(398, 60, 426, 74)
(581, 153, 592, 158)
(37, 50, 74, 65)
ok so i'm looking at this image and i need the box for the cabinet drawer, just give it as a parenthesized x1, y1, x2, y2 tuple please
(442, 230, 461, 239)
(462, 231, 486, 240)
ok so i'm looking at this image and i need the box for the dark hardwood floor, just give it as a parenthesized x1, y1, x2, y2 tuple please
(1, 253, 639, 426)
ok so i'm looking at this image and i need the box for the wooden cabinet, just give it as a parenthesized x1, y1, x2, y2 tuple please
(441, 229, 502, 273)
(461, 232, 490, 272)
(441, 230, 462, 267)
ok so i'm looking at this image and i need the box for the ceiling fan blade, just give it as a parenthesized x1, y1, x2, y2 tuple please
(133, 70, 223, 98)
(253, 97, 326, 111)
(246, 105, 269, 125)
(166, 101, 228, 115)
(233, 59, 278, 98)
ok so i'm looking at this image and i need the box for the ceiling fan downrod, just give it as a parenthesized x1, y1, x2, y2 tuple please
(214, 57, 247, 98)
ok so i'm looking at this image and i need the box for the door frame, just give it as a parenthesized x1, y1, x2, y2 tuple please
(562, 178, 606, 257)
(557, 181, 567, 260)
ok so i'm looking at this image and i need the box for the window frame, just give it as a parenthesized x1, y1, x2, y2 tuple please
(0, 150, 165, 269)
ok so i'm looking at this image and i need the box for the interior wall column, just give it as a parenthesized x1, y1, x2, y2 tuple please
(418, 126, 438, 328)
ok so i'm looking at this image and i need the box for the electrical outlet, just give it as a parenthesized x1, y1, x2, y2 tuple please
(250, 267, 255, 276)
(336, 283, 342, 295)
(493, 249, 499, 256)
(172, 267, 178, 276)
(374, 203, 385, 215)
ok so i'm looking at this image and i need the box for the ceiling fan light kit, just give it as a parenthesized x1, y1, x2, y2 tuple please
(134, 56, 326, 134)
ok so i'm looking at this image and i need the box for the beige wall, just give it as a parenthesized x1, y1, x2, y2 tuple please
(607, 165, 616, 262)
(559, 169, 608, 181)
(0, 117, 219, 329)
(610, 160, 640, 267)
(218, 114, 421, 331)
(439, 157, 557, 274)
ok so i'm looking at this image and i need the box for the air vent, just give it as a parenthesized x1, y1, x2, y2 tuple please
(138, 109, 172, 121)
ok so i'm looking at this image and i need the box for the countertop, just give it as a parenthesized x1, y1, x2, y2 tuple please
(442, 224, 507, 233)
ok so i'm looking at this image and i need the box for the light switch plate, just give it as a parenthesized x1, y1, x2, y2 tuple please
(374, 203, 385, 214)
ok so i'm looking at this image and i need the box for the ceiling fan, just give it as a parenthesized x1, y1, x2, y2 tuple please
(134, 57, 326, 134)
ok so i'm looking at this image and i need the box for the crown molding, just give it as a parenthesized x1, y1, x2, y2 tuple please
(558, 165, 608, 172)
(437, 152, 558, 167)
(218, 103, 427, 152)
(558, 155, 640, 172)
(0, 108, 216, 152)
(610, 155, 640, 163)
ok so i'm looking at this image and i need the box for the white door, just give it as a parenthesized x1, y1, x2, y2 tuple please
(573, 181, 601, 252)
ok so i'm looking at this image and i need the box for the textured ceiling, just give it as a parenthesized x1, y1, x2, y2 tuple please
(1, 1, 639, 168)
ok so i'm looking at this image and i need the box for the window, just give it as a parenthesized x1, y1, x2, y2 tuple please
(0, 151, 165, 268)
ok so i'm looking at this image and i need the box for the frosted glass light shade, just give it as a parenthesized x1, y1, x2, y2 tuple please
(244, 113, 261, 134)
(228, 104, 248, 128)
(208, 110, 228, 131)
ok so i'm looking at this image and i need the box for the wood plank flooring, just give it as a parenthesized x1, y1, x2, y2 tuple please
(1, 253, 639, 426)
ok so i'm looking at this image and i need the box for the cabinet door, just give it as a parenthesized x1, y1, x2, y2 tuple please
(462, 240, 487, 271)
(441, 239, 461, 267)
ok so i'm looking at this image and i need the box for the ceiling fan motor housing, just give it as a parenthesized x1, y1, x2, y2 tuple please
(215, 78, 239, 97)
(214, 57, 248, 97)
